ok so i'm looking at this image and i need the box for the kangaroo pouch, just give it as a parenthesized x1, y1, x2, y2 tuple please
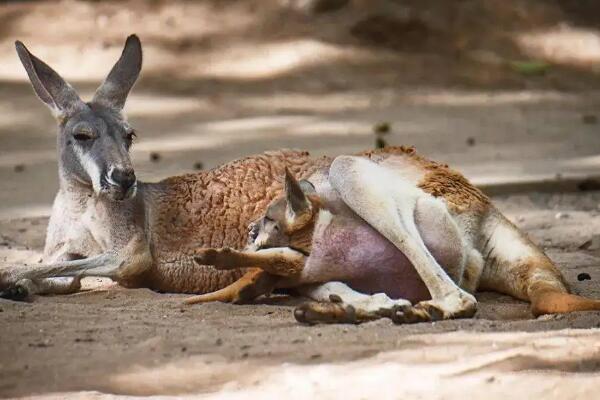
(300, 204, 465, 303)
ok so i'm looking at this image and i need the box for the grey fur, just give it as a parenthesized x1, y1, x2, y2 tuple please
(93, 35, 142, 111)
(1, 36, 145, 297)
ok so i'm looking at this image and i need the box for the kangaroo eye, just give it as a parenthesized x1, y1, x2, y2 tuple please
(126, 130, 136, 142)
(73, 130, 94, 141)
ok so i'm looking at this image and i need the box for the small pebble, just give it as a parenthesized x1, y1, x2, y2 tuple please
(579, 236, 600, 250)
(74, 337, 94, 343)
(582, 114, 598, 124)
(578, 179, 600, 191)
(28, 341, 52, 348)
(14, 164, 25, 173)
(193, 161, 204, 170)
(215, 338, 223, 346)
(554, 212, 569, 219)
(373, 122, 391, 135)
(149, 152, 161, 162)
(578, 273, 592, 281)
(466, 137, 476, 146)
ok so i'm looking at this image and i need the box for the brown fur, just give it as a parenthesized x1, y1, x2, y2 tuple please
(194, 147, 600, 319)
(137, 150, 332, 294)
(286, 195, 326, 255)
(359, 146, 491, 213)
(184, 268, 276, 305)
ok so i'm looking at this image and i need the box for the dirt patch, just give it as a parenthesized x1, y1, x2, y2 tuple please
(1, 191, 600, 398)
(2, 1, 600, 398)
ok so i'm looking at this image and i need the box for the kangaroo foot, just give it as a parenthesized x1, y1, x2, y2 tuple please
(392, 291, 477, 324)
(0, 279, 34, 301)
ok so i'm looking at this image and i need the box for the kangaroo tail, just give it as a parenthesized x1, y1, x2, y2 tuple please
(184, 268, 275, 305)
(478, 211, 600, 316)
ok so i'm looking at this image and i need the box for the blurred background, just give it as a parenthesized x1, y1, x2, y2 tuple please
(1, 0, 600, 217)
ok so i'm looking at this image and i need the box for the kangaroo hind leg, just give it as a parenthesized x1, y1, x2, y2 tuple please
(329, 156, 477, 323)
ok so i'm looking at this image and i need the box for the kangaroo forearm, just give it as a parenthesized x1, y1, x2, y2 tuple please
(0, 253, 117, 288)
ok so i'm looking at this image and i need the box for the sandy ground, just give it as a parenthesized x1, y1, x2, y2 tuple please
(2, 192, 600, 398)
(2, 0, 600, 398)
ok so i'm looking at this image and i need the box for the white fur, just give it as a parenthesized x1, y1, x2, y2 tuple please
(328, 156, 476, 316)
(106, 166, 119, 187)
(300, 281, 411, 313)
(254, 247, 305, 260)
(74, 147, 103, 194)
(487, 222, 534, 264)
(312, 209, 333, 238)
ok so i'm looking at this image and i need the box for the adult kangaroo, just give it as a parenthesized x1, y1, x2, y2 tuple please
(2, 35, 599, 324)
(0, 35, 330, 298)
(192, 159, 600, 323)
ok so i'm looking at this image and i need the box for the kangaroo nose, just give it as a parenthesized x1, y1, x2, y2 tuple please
(110, 168, 136, 191)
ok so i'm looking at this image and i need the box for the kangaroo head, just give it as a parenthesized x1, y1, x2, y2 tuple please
(16, 35, 142, 201)
(248, 169, 320, 253)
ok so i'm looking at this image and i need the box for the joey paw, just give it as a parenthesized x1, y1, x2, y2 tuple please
(194, 248, 236, 268)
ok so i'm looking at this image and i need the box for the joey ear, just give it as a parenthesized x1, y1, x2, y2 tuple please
(284, 168, 313, 225)
(15, 41, 85, 117)
(298, 179, 316, 195)
(92, 34, 142, 111)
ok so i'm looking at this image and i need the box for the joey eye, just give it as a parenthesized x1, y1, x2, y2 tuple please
(248, 223, 259, 241)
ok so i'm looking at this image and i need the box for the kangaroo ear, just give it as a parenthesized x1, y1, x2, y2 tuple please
(92, 34, 142, 111)
(15, 41, 85, 118)
(284, 168, 313, 228)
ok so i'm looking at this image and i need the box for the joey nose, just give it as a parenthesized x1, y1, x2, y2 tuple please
(110, 168, 136, 191)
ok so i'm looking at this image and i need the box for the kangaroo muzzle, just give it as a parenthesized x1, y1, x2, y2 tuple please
(104, 166, 137, 201)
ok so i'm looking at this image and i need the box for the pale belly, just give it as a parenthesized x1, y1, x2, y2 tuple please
(301, 218, 462, 303)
